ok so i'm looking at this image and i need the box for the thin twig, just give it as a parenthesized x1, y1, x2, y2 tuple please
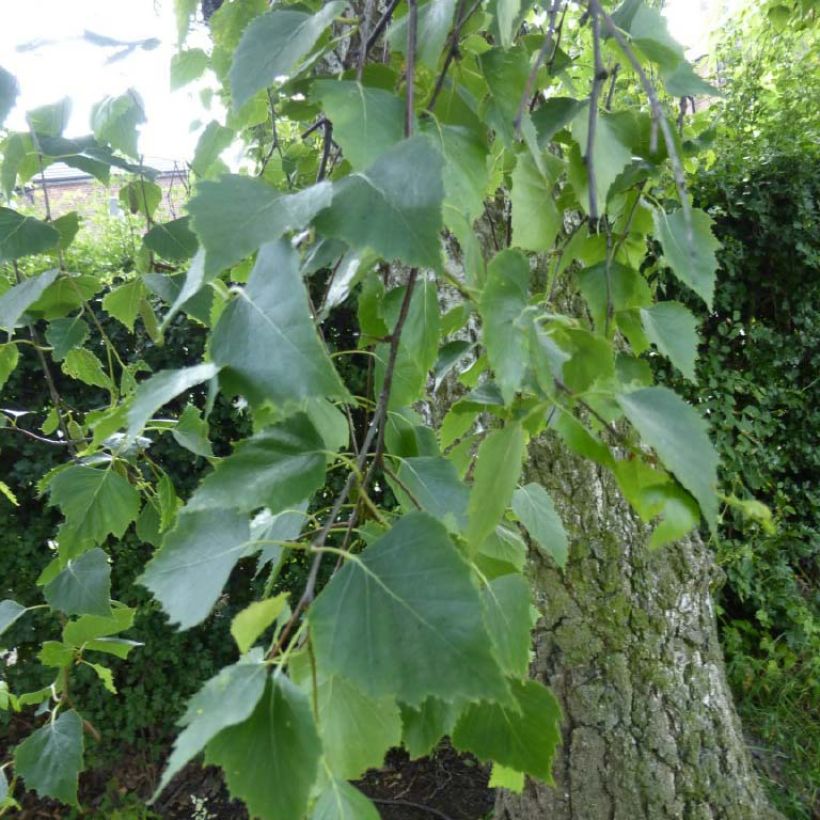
(357, 0, 377, 80)
(364, 0, 402, 56)
(370, 799, 456, 820)
(586, 2, 606, 222)
(316, 121, 334, 182)
(514, 0, 562, 136)
(0, 423, 80, 447)
(605, 62, 620, 110)
(405, 0, 418, 138)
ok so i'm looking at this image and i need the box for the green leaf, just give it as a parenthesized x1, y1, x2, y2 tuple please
(191, 121, 234, 177)
(84, 637, 142, 660)
(251, 504, 308, 570)
(138, 508, 251, 629)
(230, 594, 288, 654)
(49, 466, 140, 547)
(577, 261, 652, 333)
(617, 386, 718, 532)
(389, 0, 457, 67)
(38, 641, 75, 668)
(310, 512, 509, 706)
(143, 217, 199, 261)
(155, 651, 268, 797)
(489, 763, 525, 792)
(483, 574, 532, 677)
(170, 48, 208, 90)
(91, 90, 145, 158)
(172, 404, 214, 458)
(389, 456, 469, 533)
(102, 279, 146, 332)
(495, 0, 522, 49)
(205, 674, 321, 820)
(118, 180, 161, 218)
(127, 363, 220, 437)
(453, 679, 561, 782)
(307, 672, 402, 779)
(188, 413, 326, 514)
(313, 81, 404, 171)
(0, 479, 18, 506)
(570, 109, 633, 215)
(312, 779, 380, 820)
(27, 98, 71, 137)
(14, 710, 84, 807)
(229, 3, 345, 109)
(466, 425, 526, 551)
(0, 599, 26, 638)
(61, 348, 112, 391)
(210, 240, 347, 408)
(43, 548, 111, 617)
(26, 272, 99, 319)
(86, 662, 117, 694)
(0, 342, 19, 391)
(62, 603, 135, 646)
(400, 698, 459, 759)
(532, 97, 585, 147)
(620, 2, 685, 70)
(315, 136, 444, 270)
(510, 150, 562, 252)
(640, 301, 699, 381)
(653, 208, 720, 309)
(188, 174, 332, 275)
(374, 278, 440, 409)
(0, 66, 19, 127)
(479, 47, 529, 146)
(481, 249, 530, 403)
(511, 483, 569, 568)
(51, 211, 80, 251)
(0, 209, 59, 264)
(0, 272, 58, 333)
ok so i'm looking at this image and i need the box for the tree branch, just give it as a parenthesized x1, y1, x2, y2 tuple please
(586, 2, 606, 222)
(405, 0, 418, 138)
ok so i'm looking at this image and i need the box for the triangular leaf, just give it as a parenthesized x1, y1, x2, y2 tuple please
(0, 268, 59, 331)
(511, 483, 569, 568)
(230, 594, 288, 654)
(311, 778, 380, 820)
(640, 301, 699, 381)
(44, 548, 111, 617)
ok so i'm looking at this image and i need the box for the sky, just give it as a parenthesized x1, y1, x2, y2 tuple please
(0, 0, 740, 163)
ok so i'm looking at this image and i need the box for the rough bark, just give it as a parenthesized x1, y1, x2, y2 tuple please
(495, 435, 778, 820)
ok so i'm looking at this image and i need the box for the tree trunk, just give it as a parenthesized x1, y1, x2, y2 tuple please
(495, 435, 778, 819)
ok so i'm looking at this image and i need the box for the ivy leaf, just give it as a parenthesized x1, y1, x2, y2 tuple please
(466, 425, 526, 551)
(313, 81, 404, 171)
(45, 315, 89, 361)
(617, 386, 718, 532)
(511, 483, 569, 568)
(510, 150, 563, 252)
(653, 208, 720, 309)
(127, 362, 220, 438)
(48, 466, 140, 548)
(0, 268, 59, 331)
(188, 175, 332, 275)
(102, 279, 146, 332)
(389, 456, 469, 533)
(0, 599, 26, 638)
(315, 136, 444, 270)
(139, 508, 251, 629)
(312, 779, 380, 820)
(229, 3, 345, 109)
(205, 674, 321, 820)
(453, 679, 561, 783)
(188, 413, 326, 515)
(14, 710, 84, 807)
(210, 240, 347, 408)
(91, 90, 146, 158)
(640, 301, 699, 381)
(230, 594, 288, 654)
(310, 512, 509, 706)
(481, 249, 530, 404)
(43, 548, 111, 617)
(143, 217, 199, 261)
(155, 650, 268, 797)
(170, 48, 208, 90)
(483, 574, 532, 678)
(0, 209, 59, 264)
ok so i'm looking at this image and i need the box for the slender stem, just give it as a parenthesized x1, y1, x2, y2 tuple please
(405, 0, 418, 138)
(364, 0, 402, 56)
(316, 121, 334, 182)
(605, 62, 620, 110)
(586, 2, 605, 222)
(357, 0, 377, 80)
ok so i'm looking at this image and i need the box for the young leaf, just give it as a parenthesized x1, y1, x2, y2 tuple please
(466, 425, 526, 551)
(61, 348, 112, 391)
(617, 386, 719, 532)
(229, 3, 345, 109)
(138, 508, 250, 629)
(310, 512, 509, 706)
(155, 650, 268, 797)
(87, 662, 117, 694)
(314, 136, 444, 269)
(205, 674, 321, 820)
(102, 279, 146, 332)
(653, 208, 720, 309)
(210, 240, 347, 408)
(313, 81, 404, 170)
(0, 599, 26, 638)
(14, 710, 84, 807)
(48, 466, 140, 548)
(453, 679, 561, 783)
(230, 594, 288, 654)
(312, 779, 380, 820)
(480, 249, 530, 404)
(62, 603, 135, 646)
(127, 362, 220, 437)
(188, 413, 326, 515)
(640, 301, 699, 381)
(511, 483, 569, 568)
(0, 268, 59, 330)
(43, 548, 112, 617)
(188, 175, 332, 275)
(489, 762, 525, 792)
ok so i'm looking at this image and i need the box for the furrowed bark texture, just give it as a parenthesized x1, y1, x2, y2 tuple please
(496, 435, 778, 820)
